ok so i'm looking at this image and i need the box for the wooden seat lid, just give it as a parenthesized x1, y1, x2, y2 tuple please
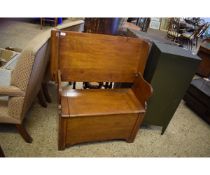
(61, 88, 145, 117)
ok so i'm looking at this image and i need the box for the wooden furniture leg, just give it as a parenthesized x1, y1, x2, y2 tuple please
(16, 124, 33, 143)
(41, 18, 57, 30)
(58, 116, 66, 150)
(40, 18, 43, 30)
(0, 145, 5, 157)
(83, 82, 103, 89)
(104, 82, 113, 89)
(54, 18, 58, 27)
(42, 83, 52, 103)
(73, 82, 76, 89)
(126, 114, 144, 143)
(38, 88, 47, 107)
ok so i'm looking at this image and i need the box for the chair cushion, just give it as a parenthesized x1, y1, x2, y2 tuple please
(10, 49, 35, 91)
(0, 99, 19, 124)
(8, 96, 25, 121)
(182, 32, 194, 39)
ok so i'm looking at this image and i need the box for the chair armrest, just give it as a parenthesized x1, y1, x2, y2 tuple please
(132, 73, 153, 108)
(0, 86, 25, 97)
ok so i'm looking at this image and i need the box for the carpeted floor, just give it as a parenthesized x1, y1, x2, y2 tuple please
(0, 18, 210, 157)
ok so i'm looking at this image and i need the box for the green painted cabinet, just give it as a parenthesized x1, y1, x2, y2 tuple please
(143, 41, 201, 134)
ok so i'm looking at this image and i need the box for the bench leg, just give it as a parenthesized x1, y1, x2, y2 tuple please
(127, 115, 144, 143)
(58, 116, 66, 150)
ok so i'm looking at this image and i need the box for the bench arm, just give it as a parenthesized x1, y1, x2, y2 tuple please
(132, 73, 153, 108)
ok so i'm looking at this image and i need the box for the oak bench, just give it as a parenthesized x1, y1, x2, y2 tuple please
(51, 30, 153, 150)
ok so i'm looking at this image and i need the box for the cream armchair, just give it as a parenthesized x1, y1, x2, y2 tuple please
(0, 30, 51, 143)
(0, 19, 85, 143)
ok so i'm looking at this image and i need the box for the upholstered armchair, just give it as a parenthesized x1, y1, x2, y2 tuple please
(0, 30, 51, 143)
(0, 19, 85, 143)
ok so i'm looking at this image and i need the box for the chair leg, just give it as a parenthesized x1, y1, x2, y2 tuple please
(0, 145, 5, 157)
(108, 82, 113, 89)
(54, 18, 58, 27)
(42, 83, 52, 103)
(40, 18, 43, 30)
(16, 124, 33, 143)
(38, 88, 47, 108)
(189, 40, 191, 50)
(83, 82, 87, 89)
(195, 38, 198, 49)
(73, 82, 76, 89)
(191, 39, 194, 50)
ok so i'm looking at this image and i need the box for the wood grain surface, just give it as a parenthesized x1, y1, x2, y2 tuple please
(54, 31, 150, 82)
(61, 88, 145, 117)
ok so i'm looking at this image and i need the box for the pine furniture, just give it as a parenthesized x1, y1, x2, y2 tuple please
(51, 30, 153, 150)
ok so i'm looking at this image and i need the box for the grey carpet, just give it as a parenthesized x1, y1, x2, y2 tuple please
(0, 19, 210, 157)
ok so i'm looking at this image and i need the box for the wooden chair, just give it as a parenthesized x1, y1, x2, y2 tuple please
(180, 23, 209, 50)
(167, 18, 182, 43)
(51, 30, 153, 150)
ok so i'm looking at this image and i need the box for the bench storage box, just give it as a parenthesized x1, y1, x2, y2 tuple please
(51, 30, 153, 150)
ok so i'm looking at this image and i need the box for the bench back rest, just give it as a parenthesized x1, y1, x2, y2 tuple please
(51, 30, 150, 82)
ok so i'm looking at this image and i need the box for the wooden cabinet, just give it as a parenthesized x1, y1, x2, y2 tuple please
(143, 41, 201, 134)
(84, 18, 122, 35)
(127, 29, 201, 134)
(196, 39, 210, 77)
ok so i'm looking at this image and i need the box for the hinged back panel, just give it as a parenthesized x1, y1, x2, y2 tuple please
(52, 30, 150, 82)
